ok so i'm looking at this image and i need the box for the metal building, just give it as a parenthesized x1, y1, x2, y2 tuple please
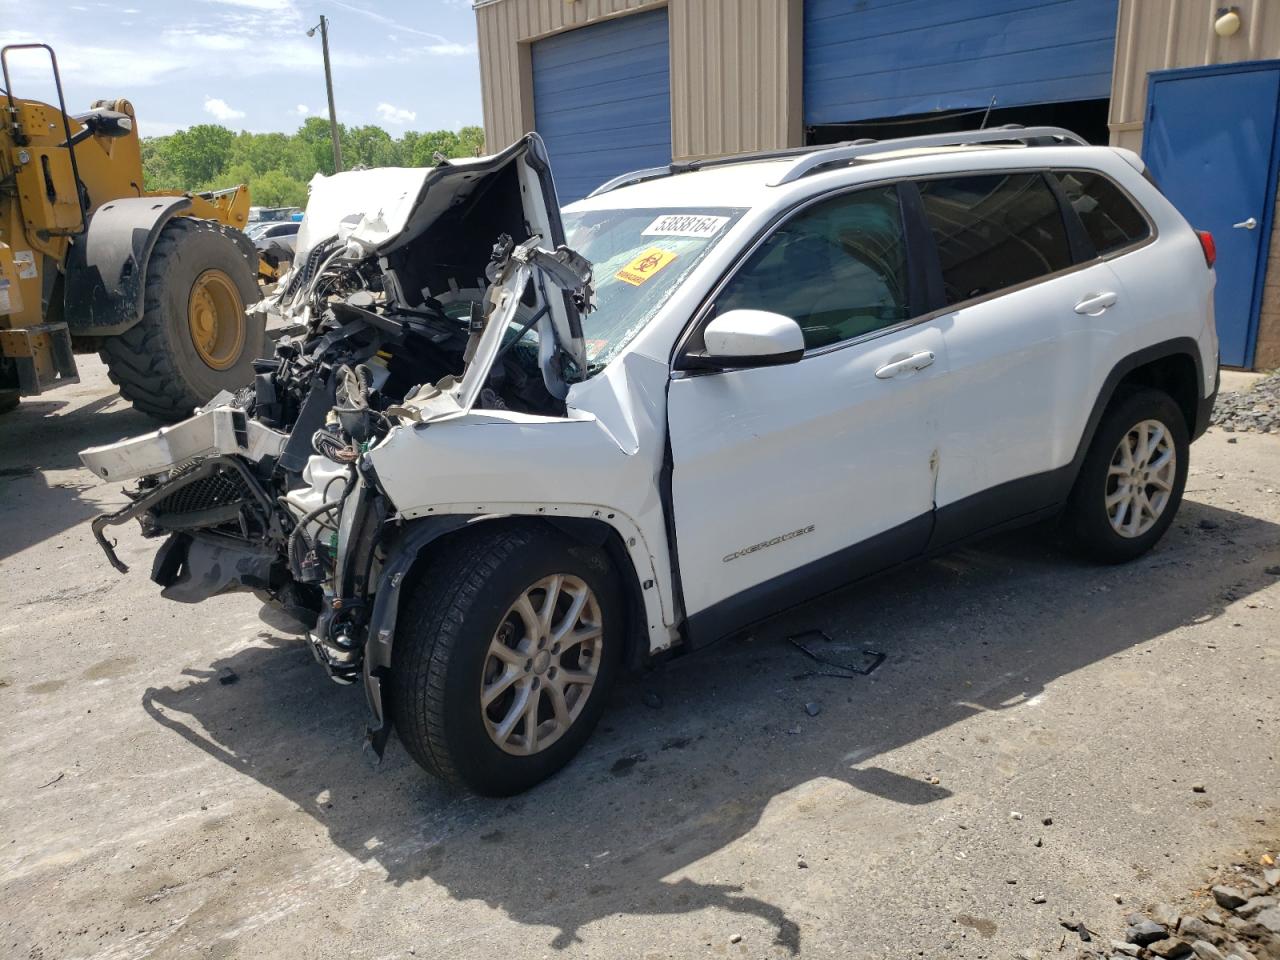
(474, 0, 1280, 368)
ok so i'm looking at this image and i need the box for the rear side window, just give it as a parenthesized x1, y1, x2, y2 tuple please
(918, 173, 1072, 306)
(1051, 170, 1150, 256)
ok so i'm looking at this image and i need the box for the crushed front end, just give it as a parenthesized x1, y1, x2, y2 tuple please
(80, 134, 593, 701)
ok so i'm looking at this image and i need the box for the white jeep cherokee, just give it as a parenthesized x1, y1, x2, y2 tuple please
(81, 129, 1219, 795)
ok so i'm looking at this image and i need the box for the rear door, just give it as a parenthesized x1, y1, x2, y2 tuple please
(667, 184, 945, 643)
(919, 171, 1132, 545)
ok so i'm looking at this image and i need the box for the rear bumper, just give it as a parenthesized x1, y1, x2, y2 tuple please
(1192, 364, 1219, 442)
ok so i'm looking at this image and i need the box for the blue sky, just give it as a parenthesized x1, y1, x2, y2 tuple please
(1, 0, 482, 136)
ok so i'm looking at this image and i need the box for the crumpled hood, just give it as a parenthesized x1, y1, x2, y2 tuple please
(289, 133, 587, 373)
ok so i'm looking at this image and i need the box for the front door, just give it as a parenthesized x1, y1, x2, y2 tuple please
(666, 185, 944, 644)
(1144, 61, 1280, 368)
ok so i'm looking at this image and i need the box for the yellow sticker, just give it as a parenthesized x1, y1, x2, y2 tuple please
(615, 247, 677, 286)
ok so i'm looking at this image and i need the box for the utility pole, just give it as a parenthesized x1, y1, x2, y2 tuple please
(308, 15, 343, 173)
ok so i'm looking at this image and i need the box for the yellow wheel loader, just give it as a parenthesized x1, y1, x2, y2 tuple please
(0, 44, 264, 421)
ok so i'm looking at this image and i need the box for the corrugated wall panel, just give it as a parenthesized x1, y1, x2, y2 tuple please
(1109, 0, 1280, 149)
(804, 0, 1119, 126)
(669, 0, 800, 159)
(475, 0, 801, 162)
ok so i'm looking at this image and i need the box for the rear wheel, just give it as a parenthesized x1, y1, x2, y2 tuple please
(390, 523, 623, 795)
(0, 389, 18, 415)
(1064, 387, 1189, 563)
(100, 218, 263, 422)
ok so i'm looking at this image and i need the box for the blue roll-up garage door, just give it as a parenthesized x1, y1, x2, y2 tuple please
(532, 8, 671, 203)
(804, 0, 1118, 126)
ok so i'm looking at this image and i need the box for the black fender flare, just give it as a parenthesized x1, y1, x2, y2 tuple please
(361, 516, 473, 757)
(1069, 337, 1209, 474)
(62, 195, 192, 337)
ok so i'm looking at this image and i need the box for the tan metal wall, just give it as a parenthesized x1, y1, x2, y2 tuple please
(473, 0, 802, 161)
(1109, 0, 1280, 151)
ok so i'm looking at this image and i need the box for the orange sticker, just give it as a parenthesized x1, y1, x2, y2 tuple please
(615, 247, 677, 286)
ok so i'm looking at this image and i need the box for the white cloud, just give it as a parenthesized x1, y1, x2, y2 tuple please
(375, 102, 416, 126)
(295, 104, 310, 116)
(2, 30, 185, 86)
(200, 0, 299, 11)
(424, 42, 477, 56)
(325, 0, 472, 50)
(203, 96, 246, 121)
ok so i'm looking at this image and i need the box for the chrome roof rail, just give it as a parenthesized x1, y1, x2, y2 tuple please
(769, 125, 1088, 186)
(584, 125, 1088, 198)
(587, 165, 674, 198)
(585, 141, 850, 198)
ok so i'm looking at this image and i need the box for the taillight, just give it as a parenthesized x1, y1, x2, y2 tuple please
(1196, 229, 1216, 268)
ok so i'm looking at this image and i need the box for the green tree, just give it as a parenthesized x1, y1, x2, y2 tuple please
(138, 117, 489, 205)
(250, 169, 309, 208)
(232, 131, 293, 175)
(344, 124, 400, 169)
(162, 124, 236, 187)
(410, 129, 459, 166)
(296, 115, 345, 177)
(455, 125, 485, 158)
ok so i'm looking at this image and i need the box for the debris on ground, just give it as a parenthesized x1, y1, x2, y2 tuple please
(788, 630, 885, 678)
(218, 669, 239, 686)
(1211, 370, 1280, 434)
(803, 701, 822, 717)
(1083, 851, 1280, 960)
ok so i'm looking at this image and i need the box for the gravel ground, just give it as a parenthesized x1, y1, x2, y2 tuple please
(1211, 370, 1280, 434)
(1, 358, 1278, 960)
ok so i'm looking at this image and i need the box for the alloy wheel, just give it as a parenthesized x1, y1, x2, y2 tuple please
(480, 574, 603, 756)
(1105, 418, 1176, 538)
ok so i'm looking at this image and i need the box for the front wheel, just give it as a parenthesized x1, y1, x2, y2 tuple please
(390, 523, 623, 795)
(1064, 387, 1189, 563)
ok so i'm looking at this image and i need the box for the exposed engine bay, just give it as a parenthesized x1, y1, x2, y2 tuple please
(80, 135, 594, 702)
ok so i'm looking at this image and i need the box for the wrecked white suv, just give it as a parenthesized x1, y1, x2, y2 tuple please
(81, 129, 1219, 795)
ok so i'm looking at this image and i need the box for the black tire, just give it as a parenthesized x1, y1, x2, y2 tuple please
(0, 389, 18, 415)
(390, 522, 623, 796)
(100, 218, 263, 422)
(1064, 387, 1190, 563)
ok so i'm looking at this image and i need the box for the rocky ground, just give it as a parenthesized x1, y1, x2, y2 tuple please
(1211, 371, 1279, 434)
(1, 358, 1278, 960)
(1026, 849, 1280, 960)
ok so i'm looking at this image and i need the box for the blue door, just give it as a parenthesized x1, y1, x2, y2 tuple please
(1144, 61, 1280, 368)
(531, 8, 671, 204)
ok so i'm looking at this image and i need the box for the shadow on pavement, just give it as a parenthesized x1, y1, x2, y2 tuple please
(139, 499, 1280, 953)
(0, 394, 154, 562)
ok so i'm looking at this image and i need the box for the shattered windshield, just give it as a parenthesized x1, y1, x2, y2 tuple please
(563, 207, 745, 371)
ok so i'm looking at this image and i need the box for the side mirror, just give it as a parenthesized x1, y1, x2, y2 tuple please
(686, 309, 805, 370)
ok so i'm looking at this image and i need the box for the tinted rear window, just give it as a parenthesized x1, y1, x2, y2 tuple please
(1051, 170, 1150, 256)
(918, 173, 1072, 306)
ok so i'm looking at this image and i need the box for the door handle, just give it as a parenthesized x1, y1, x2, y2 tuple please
(875, 350, 935, 379)
(1073, 291, 1118, 315)
(1233, 217, 1258, 230)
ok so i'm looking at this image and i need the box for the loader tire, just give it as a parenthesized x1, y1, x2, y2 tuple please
(100, 218, 263, 422)
(0, 389, 18, 415)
